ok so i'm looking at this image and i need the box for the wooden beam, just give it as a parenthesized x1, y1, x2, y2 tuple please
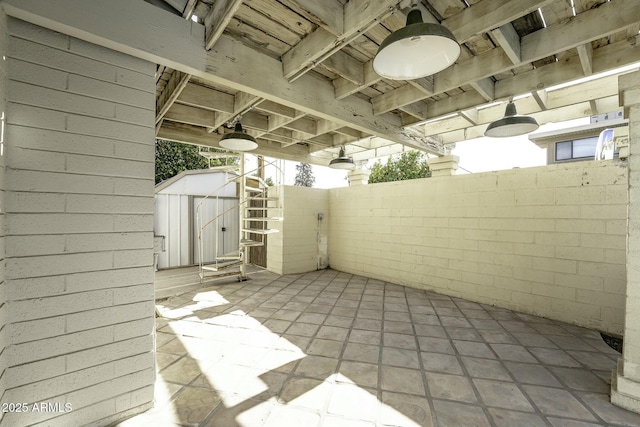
(373, 48, 512, 114)
(6, 0, 442, 154)
(495, 38, 640, 99)
(204, 0, 244, 50)
(156, 70, 190, 124)
(182, 0, 197, 19)
(532, 90, 548, 111)
(333, 60, 381, 99)
(576, 42, 593, 75)
(164, 103, 216, 128)
(283, 116, 317, 137)
(372, 0, 640, 115)
(158, 122, 333, 165)
(445, 0, 553, 44)
(3, 0, 207, 73)
(470, 78, 495, 101)
(458, 109, 478, 125)
(178, 83, 235, 113)
(491, 23, 520, 64)
(290, 0, 343, 36)
(523, 0, 640, 60)
(321, 50, 364, 85)
(408, 76, 435, 96)
(281, 0, 397, 81)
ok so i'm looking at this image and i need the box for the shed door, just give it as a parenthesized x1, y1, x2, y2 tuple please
(193, 197, 239, 264)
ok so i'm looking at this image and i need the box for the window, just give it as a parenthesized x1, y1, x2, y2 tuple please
(555, 136, 598, 161)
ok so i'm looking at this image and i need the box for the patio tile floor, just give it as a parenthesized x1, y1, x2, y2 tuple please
(117, 268, 640, 427)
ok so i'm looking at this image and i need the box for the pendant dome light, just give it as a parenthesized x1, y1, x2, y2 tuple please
(219, 122, 258, 151)
(373, 7, 460, 80)
(329, 146, 355, 170)
(484, 101, 540, 138)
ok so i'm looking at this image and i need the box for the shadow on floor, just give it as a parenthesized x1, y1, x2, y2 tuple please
(117, 268, 640, 427)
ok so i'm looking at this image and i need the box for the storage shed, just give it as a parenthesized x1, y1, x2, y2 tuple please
(154, 169, 239, 269)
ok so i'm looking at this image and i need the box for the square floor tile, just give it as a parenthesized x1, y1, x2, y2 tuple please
(504, 361, 562, 387)
(307, 338, 344, 358)
(522, 385, 597, 421)
(421, 352, 463, 375)
(379, 391, 434, 427)
(454, 340, 496, 359)
(473, 378, 533, 411)
(418, 336, 455, 354)
(337, 361, 378, 388)
(381, 366, 426, 396)
(488, 408, 548, 427)
(294, 355, 338, 380)
(343, 343, 380, 364)
(529, 348, 581, 367)
(550, 367, 610, 393)
(432, 400, 491, 427)
(491, 344, 537, 363)
(317, 325, 350, 341)
(382, 347, 421, 369)
(425, 372, 477, 403)
(328, 383, 379, 422)
(462, 357, 511, 381)
(348, 329, 381, 345)
(383, 332, 417, 350)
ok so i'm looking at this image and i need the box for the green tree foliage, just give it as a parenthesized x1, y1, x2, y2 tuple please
(368, 151, 432, 184)
(294, 162, 315, 187)
(264, 177, 275, 187)
(155, 140, 237, 184)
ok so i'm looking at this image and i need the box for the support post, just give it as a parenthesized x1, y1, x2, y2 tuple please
(612, 69, 640, 414)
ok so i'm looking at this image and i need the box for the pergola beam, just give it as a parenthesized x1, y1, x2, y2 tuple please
(372, 0, 640, 115)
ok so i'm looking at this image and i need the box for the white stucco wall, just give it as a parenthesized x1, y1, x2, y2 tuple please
(327, 160, 627, 334)
(2, 18, 156, 426)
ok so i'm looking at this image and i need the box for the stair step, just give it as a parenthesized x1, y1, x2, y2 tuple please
(246, 207, 280, 211)
(202, 260, 241, 271)
(240, 239, 264, 247)
(243, 228, 279, 235)
(243, 217, 283, 222)
(245, 186, 263, 192)
(248, 197, 279, 201)
(216, 255, 241, 261)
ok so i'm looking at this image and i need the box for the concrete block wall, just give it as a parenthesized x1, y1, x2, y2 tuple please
(0, 8, 8, 426)
(328, 160, 628, 334)
(3, 18, 156, 426)
(267, 186, 329, 275)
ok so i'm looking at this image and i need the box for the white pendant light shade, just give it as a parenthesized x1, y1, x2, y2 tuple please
(484, 102, 540, 138)
(219, 122, 258, 151)
(373, 9, 460, 80)
(329, 147, 355, 170)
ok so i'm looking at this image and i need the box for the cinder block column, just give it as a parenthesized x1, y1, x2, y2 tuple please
(347, 167, 370, 186)
(428, 155, 459, 177)
(612, 69, 640, 413)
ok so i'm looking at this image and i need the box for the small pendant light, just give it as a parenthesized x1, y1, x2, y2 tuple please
(329, 146, 355, 170)
(219, 122, 258, 151)
(484, 101, 540, 138)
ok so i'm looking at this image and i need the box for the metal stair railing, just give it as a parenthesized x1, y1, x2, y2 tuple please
(196, 155, 284, 281)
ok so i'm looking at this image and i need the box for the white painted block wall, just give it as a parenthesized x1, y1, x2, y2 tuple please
(2, 18, 156, 426)
(267, 186, 329, 275)
(325, 160, 628, 334)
